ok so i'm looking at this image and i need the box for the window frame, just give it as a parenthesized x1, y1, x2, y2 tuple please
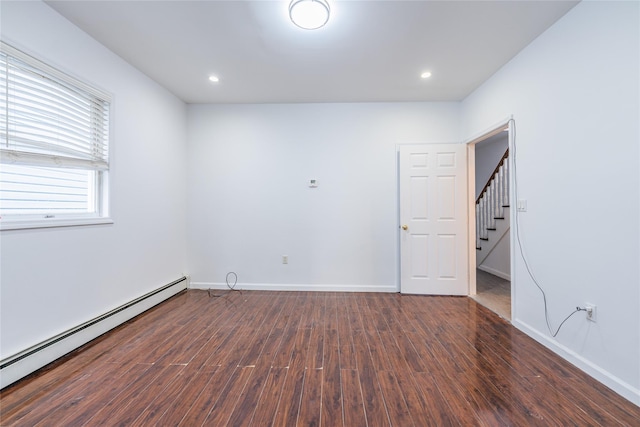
(0, 42, 113, 231)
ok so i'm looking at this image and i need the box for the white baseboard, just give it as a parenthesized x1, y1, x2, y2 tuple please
(189, 281, 398, 293)
(478, 264, 511, 281)
(513, 319, 640, 406)
(0, 277, 187, 390)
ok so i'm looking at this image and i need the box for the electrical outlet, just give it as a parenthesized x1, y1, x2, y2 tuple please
(585, 304, 596, 322)
(282, 255, 288, 264)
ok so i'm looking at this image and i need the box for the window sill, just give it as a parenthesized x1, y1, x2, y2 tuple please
(0, 217, 114, 231)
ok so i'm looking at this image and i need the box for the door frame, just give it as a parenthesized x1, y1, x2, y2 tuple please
(395, 119, 515, 300)
(464, 117, 515, 318)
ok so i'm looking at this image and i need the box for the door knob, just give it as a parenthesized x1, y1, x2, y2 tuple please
(402, 225, 408, 230)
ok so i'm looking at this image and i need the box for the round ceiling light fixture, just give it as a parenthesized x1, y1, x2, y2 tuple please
(289, 0, 330, 30)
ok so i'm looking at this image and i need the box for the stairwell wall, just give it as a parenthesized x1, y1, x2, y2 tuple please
(475, 134, 508, 200)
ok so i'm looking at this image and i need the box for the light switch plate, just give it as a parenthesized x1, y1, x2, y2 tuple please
(517, 199, 527, 212)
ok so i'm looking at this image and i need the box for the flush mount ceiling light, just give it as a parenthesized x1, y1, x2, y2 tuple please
(209, 75, 219, 83)
(421, 71, 432, 79)
(289, 0, 330, 30)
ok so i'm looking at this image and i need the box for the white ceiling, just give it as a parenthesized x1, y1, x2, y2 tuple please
(45, 0, 579, 104)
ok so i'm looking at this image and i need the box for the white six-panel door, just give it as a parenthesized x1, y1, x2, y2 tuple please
(399, 144, 468, 295)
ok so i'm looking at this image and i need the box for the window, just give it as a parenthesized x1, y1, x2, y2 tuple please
(0, 42, 111, 229)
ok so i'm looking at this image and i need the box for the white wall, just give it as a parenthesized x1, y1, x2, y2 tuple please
(0, 1, 188, 359)
(462, 0, 639, 404)
(478, 227, 511, 280)
(186, 102, 460, 291)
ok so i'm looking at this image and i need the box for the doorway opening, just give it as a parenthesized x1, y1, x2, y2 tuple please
(467, 123, 512, 320)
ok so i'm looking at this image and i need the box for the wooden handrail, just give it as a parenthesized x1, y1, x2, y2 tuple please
(476, 148, 509, 205)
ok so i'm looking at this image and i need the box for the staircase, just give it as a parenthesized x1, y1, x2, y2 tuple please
(476, 149, 510, 264)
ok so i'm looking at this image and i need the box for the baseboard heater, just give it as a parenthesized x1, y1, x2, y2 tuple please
(0, 276, 188, 390)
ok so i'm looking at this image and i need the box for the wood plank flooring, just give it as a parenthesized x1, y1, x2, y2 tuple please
(2, 290, 639, 426)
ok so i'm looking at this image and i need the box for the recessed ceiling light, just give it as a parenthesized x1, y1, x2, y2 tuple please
(421, 71, 432, 79)
(209, 75, 219, 83)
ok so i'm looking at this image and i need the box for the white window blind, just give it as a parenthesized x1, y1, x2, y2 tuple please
(0, 42, 111, 223)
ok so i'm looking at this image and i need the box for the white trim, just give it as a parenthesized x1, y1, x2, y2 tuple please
(190, 281, 398, 293)
(395, 149, 402, 293)
(464, 116, 513, 145)
(0, 216, 113, 231)
(465, 115, 516, 317)
(477, 264, 511, 281)
(0, 278, 186, 389)
(513, 319, 640, 406)
(466, 143, 477, 295)
(507, 118, 518, 340)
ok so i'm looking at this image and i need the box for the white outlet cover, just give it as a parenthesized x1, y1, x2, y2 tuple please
(586, 304, 597, 322)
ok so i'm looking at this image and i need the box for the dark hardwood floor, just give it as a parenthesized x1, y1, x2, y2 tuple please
(1, 290, 639, 426)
